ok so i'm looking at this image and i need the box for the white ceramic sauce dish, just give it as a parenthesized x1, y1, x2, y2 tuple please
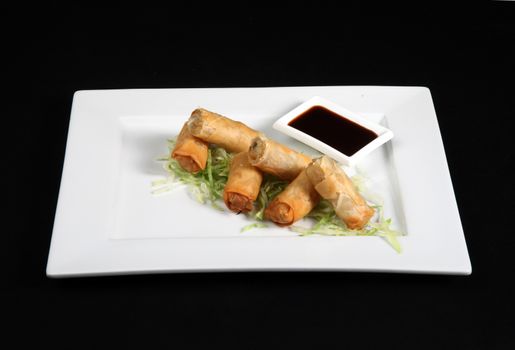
(273, 96, 394, 166)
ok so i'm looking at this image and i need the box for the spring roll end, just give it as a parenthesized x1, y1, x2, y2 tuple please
(264, 202, 294, 226)
(248, 136, 267, 164)
(342, 206, 375, 230)
(305, 158, 326, 185)
(223, 191, 254, 213)
(186, 110, 204, 136)
(172, 154, 203, 173)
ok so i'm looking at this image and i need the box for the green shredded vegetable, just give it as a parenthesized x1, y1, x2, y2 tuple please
(240, 222, 268, 233)
(251, 175, 289, 221)
(153, 139, 232, 209)
(153, 138, 403, 252)
(291, 202, 403, 253)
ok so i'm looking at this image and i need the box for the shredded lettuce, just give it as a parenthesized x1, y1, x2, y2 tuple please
(153, 138, 403, 252)
(250, 175, 289, 221)
(240, 222, 268, 233)
(291, 202, 403, 253)
(152, 139, 232, 209)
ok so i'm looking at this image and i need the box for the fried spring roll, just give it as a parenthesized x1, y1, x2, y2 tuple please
(187, 108, 262, 153)
(264, 169, 320, 226)
(248, 136, 312, 181)
(171, 123, 209, 173)
(306, 156, 374, 229)
(223, 152, 263, 213)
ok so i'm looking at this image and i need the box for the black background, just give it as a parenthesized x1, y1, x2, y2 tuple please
(5, 2, 515, 349)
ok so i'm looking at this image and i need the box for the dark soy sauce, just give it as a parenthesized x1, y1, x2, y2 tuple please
(288, 105, 378, 156)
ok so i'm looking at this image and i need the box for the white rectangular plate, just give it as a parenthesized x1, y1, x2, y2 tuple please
(46, 86, 471, 277)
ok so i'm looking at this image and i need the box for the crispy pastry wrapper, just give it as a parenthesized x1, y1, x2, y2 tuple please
(305, 156, 374, 229)
(248, 136, 312, 181)
(171, 122, 208, 173)
(264, 169, 320, 226)
(223, 152, 263, 213)
(187, 108, 262, 153)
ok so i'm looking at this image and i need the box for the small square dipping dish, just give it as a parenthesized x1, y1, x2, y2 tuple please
(273, 96, 394, 166)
